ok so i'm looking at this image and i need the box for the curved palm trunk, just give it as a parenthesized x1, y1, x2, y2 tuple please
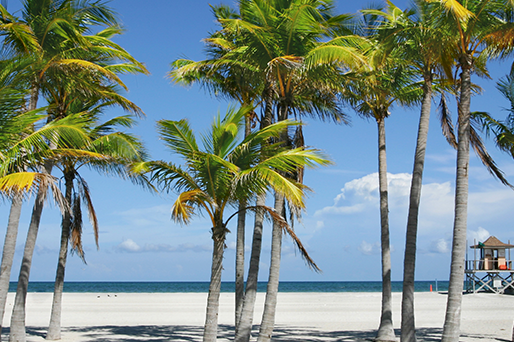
(401, 75, 432, 342)
(9, 181, 48, 342)
(235, 194, 266, 342)
(441, 60, 472, 342)
(257, 193, 285, 342)
(203, 222, 227, 342)
(376, 117, 395, 342)
(46, 174, 74, 340)
(0, 196, 23, 335)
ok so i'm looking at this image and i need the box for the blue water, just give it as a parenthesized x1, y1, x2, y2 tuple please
(9, 281, 448, 293)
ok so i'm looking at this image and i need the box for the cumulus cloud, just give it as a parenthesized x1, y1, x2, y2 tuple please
(468, 227, 490, 243)
(115, 239, 210, 253)
(315, 172, 413, 216)
(314, 172, 455, 236)
(117, 239, 142, 252)
(429, 238, 450, 254)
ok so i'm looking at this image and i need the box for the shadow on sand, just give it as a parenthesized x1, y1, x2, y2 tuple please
(0, 325, 503, 342)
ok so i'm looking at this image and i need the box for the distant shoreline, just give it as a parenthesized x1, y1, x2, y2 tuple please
(8, 280, 449, 293)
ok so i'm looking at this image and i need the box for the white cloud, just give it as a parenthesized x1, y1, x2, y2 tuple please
(316, 221, 325, 230)
(429, 238, 450, 254)
(117, 239, 141, 252)
(317, 203, 367, 215)
(468, 227, 490, 243)
(315, 172, 442, 217)
(226, 241, 237, 250)
(417, 182, 454, 222)
(314, 172, 457, 238)
(358, 240, 380, 255)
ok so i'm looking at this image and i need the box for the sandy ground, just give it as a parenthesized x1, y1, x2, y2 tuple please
(1, 291, 513, 341)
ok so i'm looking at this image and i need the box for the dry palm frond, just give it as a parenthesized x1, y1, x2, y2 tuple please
(226, 204, 320, 272)
(77, 176, 99, 248)
(438, 93, 458, 148)
(70, 193, 86, 263)
(470, 117, 513, 189)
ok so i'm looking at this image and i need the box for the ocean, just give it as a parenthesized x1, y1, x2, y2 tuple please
(9, 281, 449, 293)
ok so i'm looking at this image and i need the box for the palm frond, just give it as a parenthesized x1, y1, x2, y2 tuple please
(438, 93, 458, 148)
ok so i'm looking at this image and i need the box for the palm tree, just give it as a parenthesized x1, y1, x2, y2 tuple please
(43, 67, 145, 340)
(0, 56, 95, 336)
(3, 2, 146, 341)
(171, 2, 355, 337)
(362, 2, 453, 341)
(430, 2, 514, 341)
(340, 13, 419, 338)
(216, 2, 358, 340)
(393, 4, 448, 341)
(140, 106, 329, 342)
(46, 113, 146, 340)
(170, 8, 264, 322)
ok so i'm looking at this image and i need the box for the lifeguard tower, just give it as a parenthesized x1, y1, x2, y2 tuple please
(465, 236, 514, 294)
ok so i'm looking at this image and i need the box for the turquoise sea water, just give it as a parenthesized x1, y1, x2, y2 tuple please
(9, 281, 448, 293)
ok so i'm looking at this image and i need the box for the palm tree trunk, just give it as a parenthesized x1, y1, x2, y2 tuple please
(401, 75, 432, 342)
(235, 194, 266, 342)
(441, 59, 472, 342)
(376, 117, 395, 342)
(235, 201, 247, 329)
(46, 174, 74, 340)
(235, 113, 253, 329)
(9, 181, 48, 342)
(203, 223, 227, 342)
(9, 73, 43, 342)
(257, 193, 285, 342)
(0, 196, 23, 335)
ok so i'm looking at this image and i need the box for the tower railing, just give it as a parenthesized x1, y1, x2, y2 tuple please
(465, 259, 513, 271)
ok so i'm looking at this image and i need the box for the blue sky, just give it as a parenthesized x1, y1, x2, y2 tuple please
(2, 0, 514, 283)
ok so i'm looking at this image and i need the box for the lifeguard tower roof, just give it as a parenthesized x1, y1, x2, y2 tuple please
(470, 236, 514, 249)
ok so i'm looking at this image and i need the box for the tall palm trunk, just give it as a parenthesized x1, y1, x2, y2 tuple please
(46, 173, 74, 340)
(203, 221, 227, 342)
(441, 58, 472, 342)
(235, 114, 253, 328)
(0, 196, 23, 335)
(9, 85, 42, 342)
(235, 194, 266, 342)
(401, 74, 433, 342)
(235, 201, 247, 328)
(257, 100, 290, 342)
(257, 193, 285, 342)
(0, 84, 39, 336)
(236, 93, 274, 340)
(9, 171, 49, 342)
(376, 117, 395, 342)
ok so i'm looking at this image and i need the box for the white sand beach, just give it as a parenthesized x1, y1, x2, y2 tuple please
(1, 291, 513, 341)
